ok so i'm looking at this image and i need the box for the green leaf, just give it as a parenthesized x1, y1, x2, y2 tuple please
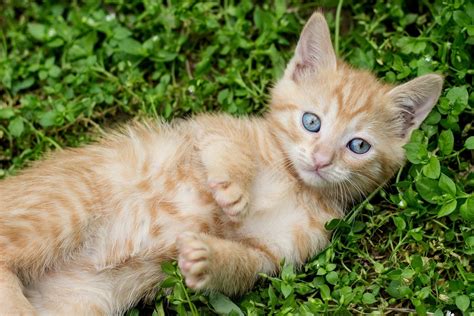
(319, 284, 331, 301)
(350, 48, 375, 70)
(465, 236, 474, 249)
(160, 261, 175, 275)
(12, 77, 35, 94)
(438, 173, 456, 196)
(418, 287, 431, 300)
(175, 304, 186, 315)
(422, 156, 440, 179)
(8, 117, 24, 137)
(446, 86, 468, 115)
(403, 142, 428, 164)
(467, 25, 474, 36)
(438, 130, 454, 155)
(396, 37, 426, 54)
(275, 0, 287, 18)
(453, 11, 471, 26)
(326, 263, 337, 271)
(0, 108, 15, 119)
(253, 7, 273, 31)
(38, 111, 59, 127)
(401, 268, 415, 280)
(217, 89, 230, 105)
(387, 280, 412, 299)
(153, 301, 165, 316)
(424, 110, 441, 125)
(393, 216, 406, 231)
(209, 292, 244, 316)
(126, 308, 140, 316)
(47, 38, 64, 48)
(155, 51, 178, 62)
(374, 262, 385, 274)
(68, 32, 98, 59)
(433, 310, 444, 316)
(415, 178, 441, 204)
(325, 218, 346, 230)
(460, 198, 474, 222)
(172, 283, 185, 301)
(455, 295, 470, 312)
(437, 200, 457, 217)
(27, 23, 47, 41)
(464, 136, 474, 149)
(48, 65, 61, 78)
(353, 220, 366, 233)
(160, 276, 177, 288)
(362, 292, 376, 304)
(325, 271, 338, 285)
(113, 26, 132, 39)
(410, 130, 425, 143)
(410, 255, 423, 272)
(281, 263, 295, 281)
(118, 38, 146, 56)
(268, 286, 277, 306)
(280, 282, 293, 298)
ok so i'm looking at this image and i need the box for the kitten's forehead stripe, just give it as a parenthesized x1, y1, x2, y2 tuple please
(272, 103, 299, 112)
(333, 72, 384, 124)
(332, 81, 344, 112)
(334, 87, 344, 111)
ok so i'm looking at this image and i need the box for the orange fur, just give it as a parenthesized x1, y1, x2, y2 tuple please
(0, 12, 443, 315)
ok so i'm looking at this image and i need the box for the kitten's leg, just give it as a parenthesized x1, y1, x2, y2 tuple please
(177, 232, 278, 295)
(199, 139, 256, 221)
(0, 266, 36, 315)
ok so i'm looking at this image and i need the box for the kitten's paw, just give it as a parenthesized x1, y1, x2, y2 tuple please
(176, 232, 212, 290)
(208, 180, 249, 221)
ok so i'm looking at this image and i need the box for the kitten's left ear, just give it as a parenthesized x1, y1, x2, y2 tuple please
(288, 12, 337, 81)
(388, 74, 444, 138)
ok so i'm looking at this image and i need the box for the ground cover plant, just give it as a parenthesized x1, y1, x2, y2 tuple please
(0, 0, 473, 314)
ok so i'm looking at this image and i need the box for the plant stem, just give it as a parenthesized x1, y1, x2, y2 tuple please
(335, 0, 344, 55)
(347, 184, 383, 223)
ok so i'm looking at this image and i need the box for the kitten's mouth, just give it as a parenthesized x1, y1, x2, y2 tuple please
(301, 166, 329, 182)
(294, 160, 332, 187)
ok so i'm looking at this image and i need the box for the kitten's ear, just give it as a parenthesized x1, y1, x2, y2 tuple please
(388, 74, 444, 138)
(289, 12, 337, 81)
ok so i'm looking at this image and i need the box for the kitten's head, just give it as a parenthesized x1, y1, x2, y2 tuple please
(269, 12, 443, 195)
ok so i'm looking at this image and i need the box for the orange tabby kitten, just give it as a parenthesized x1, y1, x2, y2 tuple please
(0, 12, 442, 315)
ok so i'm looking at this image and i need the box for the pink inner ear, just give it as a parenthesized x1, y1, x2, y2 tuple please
(412, 93, 440, 125)
(388, 74, 444, 136)
(291, 12, 337, 81)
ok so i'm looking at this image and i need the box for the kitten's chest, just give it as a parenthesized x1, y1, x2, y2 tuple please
(233, 168, 331, 264)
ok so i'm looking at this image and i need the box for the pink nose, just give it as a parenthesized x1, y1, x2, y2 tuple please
(313, 151, 333, 170)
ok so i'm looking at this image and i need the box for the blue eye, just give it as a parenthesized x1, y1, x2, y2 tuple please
(302, 112, 321, 133)
(347, 138, 371, 154)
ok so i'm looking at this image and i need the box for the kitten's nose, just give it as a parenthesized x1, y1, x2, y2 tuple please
(313, 151, 333, 170)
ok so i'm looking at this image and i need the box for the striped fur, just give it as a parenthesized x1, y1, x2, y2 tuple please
(0, 12, 442, 315)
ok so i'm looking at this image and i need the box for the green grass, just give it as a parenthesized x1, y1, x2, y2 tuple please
(1, 0, 473, 315)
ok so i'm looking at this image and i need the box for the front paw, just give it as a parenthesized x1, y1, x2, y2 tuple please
(208, 180, 249, 220)
(176, 232, 212, 290)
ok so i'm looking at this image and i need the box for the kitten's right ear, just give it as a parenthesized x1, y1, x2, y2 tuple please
(288, 12, 337, 81)
(388, 74, 444, 139)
